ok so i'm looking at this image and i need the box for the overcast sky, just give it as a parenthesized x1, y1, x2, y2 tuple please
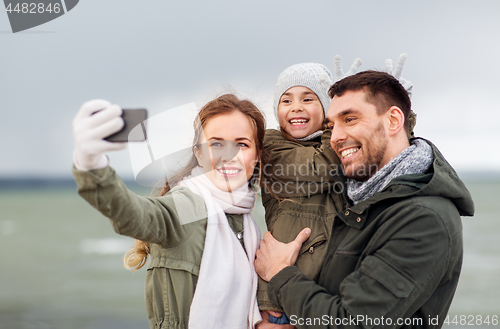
(1, 0, 499, 179)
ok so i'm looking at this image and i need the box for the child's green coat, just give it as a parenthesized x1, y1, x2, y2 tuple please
(258, 129, 348, 311)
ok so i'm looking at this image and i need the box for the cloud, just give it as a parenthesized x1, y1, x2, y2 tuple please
(1, 0, 499, 177)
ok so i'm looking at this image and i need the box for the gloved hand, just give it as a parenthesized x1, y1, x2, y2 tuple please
(384, 53, 416, 137)
(72, 99, 127, 171)
(333, 55, 363, 82)
(384, 53, 413, 98)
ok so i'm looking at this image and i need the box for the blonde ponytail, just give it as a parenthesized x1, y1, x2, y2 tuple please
(123, 239, 150, 271)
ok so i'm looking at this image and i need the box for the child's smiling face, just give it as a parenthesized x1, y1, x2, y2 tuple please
(278, 86, 324, 139)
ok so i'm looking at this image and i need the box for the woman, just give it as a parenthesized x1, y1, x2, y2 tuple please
(72, 94, 267, 329)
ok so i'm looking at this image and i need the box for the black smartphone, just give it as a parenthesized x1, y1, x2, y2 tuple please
(104, 109, 148, 142)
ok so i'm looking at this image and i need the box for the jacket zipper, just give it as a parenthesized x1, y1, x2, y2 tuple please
(301, 234, 327, 255)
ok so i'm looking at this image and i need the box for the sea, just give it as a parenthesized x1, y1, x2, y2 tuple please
(0, 174, 498, 329)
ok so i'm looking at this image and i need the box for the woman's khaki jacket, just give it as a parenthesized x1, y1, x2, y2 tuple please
(73, 166, 246, 329)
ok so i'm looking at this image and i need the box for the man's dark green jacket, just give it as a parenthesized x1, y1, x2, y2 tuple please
(267, 138, 475, 328)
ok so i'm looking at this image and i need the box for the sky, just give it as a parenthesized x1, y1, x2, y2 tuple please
(1, 0, 499, 180)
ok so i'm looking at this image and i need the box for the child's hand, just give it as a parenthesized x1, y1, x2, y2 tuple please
(384, 53, 413, 98)
(333, 55, 363, 82)
(384, 53, 416, 136)
(73, 99, 127, 171)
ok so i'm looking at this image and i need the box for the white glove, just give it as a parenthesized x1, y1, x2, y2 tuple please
(384, 54, 416, 136)
(333, 55, 363, 82)
(72, 99, 127, 171)
(384, 53, 413, 98)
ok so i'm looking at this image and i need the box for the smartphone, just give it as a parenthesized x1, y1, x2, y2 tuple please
(104, 109, 148, 142)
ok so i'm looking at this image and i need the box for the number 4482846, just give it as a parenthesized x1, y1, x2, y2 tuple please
(5, 3, 61, 14)
(444, 315, 498, 326)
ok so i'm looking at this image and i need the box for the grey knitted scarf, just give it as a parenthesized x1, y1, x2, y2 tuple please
(296, 130, 323, 142)
(347, 139, 433, 205)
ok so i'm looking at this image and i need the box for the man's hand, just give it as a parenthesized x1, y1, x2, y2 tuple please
(254, 228, 311, 282)
(256, 311, 296, 329)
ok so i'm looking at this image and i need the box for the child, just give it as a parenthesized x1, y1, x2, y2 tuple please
(72, 94, 268, 329)
(258, 62, 346, 324)
(258, 56, 414, 324)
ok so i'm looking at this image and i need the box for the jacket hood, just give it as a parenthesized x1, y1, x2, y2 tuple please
(389, 138, 474, 217)
(350, 138, 474, 217)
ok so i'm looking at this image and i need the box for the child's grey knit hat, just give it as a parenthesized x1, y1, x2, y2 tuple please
(273, 62, 333, 121)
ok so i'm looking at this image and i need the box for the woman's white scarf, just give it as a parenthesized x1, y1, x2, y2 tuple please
(179, 166, 261, 329)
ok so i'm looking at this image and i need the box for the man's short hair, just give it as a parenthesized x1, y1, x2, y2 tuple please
(328, 70, 412, 138)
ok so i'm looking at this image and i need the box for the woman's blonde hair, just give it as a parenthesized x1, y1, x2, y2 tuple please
(123, 94, 268, 271)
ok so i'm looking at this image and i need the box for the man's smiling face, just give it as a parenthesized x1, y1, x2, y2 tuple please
(326, 89, 390, 181)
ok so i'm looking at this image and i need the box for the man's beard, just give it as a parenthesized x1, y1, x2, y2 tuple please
(344, 123, 387, 181)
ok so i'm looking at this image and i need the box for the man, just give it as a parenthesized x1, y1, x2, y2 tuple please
(255, 71, 474, 328)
